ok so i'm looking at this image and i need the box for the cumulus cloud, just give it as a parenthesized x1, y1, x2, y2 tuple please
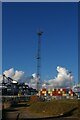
(0, 75, 3, 83)
(4, 68, 15, 78)
(0, 68, 39, 89)
(42, 66, 74, 88)
(0, 66, 74, 89)
(29, 73, 40, 89)
(12, 70, 24, 81)
(0, 68, 25, 83)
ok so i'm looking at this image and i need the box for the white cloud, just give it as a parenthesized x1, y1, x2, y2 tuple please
(32, 73, 37, 78)
(42, 66, 74, 88)
(0, 68, 25, 83)
(4, 68, 15, 78)
(0, 75, 3, 83)
(0, 66, 74, 89)
(29, 73, 40, 89)
(12, 70, 24, 81)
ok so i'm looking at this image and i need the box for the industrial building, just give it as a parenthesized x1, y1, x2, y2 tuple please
(1, 74, 38, 96)
(1, 73, 80, 100)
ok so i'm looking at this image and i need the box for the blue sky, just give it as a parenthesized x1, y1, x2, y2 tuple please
(2, 2, 78, 83)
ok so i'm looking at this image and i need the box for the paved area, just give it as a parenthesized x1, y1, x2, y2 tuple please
(24, 118, 79, 120)
(2, 110, 80, 120)
(2, 116, 80, 120)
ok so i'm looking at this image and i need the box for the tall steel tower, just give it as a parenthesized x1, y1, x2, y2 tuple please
(37, 31, 43, 90)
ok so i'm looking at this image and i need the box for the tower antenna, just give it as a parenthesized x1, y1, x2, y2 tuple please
(37, 31, 43, 90)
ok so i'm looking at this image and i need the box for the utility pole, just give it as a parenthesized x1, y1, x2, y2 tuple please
(37, 31, 43, 90)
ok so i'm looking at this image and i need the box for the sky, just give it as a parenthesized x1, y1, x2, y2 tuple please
(0, 2, 2, 75)
(2, 2, 78, 84)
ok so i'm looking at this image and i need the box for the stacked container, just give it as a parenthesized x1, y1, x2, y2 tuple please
(40, 88, 47, 96)
(38, 88, 76, 99)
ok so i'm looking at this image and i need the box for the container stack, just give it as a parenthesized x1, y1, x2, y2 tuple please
(38, 88, 76, 99)
(39, 88, 47, 96)
(68, 88, 75, 97)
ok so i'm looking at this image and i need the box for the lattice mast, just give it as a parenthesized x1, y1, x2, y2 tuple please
(37, 31, 43, 90)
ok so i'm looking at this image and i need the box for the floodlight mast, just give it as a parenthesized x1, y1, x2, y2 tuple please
(37, 31, 43, 90)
